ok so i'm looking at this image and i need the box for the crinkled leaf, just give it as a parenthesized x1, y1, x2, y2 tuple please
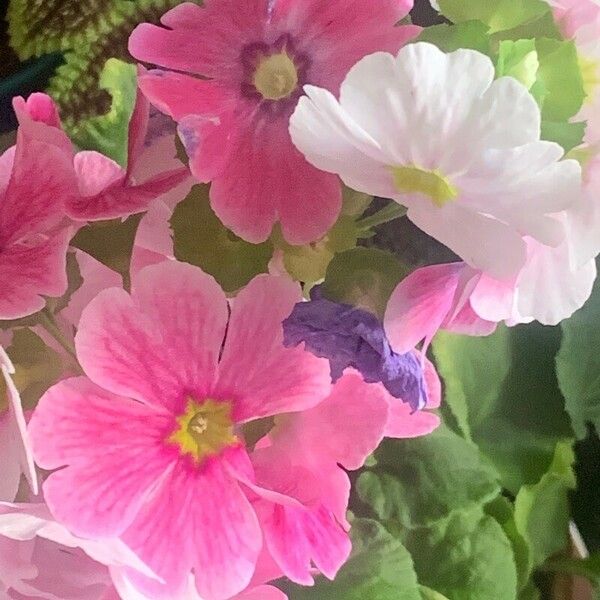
(321, 247, 408, 319)
(63, 58, 136, 167)
(403, 508, 518, 600)
(437, 0, 549, 34)
(356, 425, 500, 530)
(432, 324, 574, 493)
(514, 441, 577, 569)
(279, 519, 421, 600)
(419, 587, 450, 600)
(416, 21, 492, 55)
(171, 185, 273, 293)
(557, 270, 600, 437)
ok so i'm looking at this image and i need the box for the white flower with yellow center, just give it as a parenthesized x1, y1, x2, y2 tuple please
(290, 42, 582, 280)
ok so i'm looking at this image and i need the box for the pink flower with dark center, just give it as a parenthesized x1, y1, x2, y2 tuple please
(128, 0, 419, 244)
(29, 262, 331, 600)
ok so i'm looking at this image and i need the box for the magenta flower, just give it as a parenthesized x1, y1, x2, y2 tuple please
(28, 263, 330, 599)
(0, 95, 76, 320)
(128, 0, 418, 244)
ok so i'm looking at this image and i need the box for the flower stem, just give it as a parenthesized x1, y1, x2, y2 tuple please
(355, 203, 407, 231)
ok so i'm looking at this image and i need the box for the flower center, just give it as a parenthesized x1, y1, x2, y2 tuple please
(168, 398, 238, 463)
(391, 165, 458, 208)
(253, 51, 299, 100)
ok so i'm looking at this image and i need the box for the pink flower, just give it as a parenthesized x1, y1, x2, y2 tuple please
(29, 262, 330, 599)
(0, 347, 37, 502)
(0, 95, 76, 320)
(128, 0, 419, 244)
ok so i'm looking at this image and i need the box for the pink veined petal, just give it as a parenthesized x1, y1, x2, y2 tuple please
(0, 227, 72, 320)
(62, 251, 122, 328)
(28, 377, 174, 538)
(384, 263, 464, 354)
(76, 262, 228, 410)
(384, 399, 441, 439)
(122, 453, 261, 600)
(218, 274, 331, 422)
(73, 151, 126, 197)
(271, 371, 388, 471)
(129, 1, 270, 82)
(210, 118, 342, 244)
(445, 298, 498, 337)
(423, 354, 442, 409)
(127, 70, 151, 177)
(0, 132, 75, 246)
(470, 272, 518, 323)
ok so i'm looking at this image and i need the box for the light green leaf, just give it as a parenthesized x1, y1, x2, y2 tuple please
(171, 185, 273, 293)
(432, 324, 574, 493)
(404, 508, 518, 600)
(514, 441, 577, 569)
(280, 519, 421, 600)
(541, 121, 586, 153)
(356, 426, 500, 530)
(420, 586, 450, 600)
(416, 21, 492, 55)
(321, 247, 408, 319)
(496, 39, 539, 89)
(437, 0, 549, 34)
(556, 270, 600, 437)
(64, 58, 136, 167)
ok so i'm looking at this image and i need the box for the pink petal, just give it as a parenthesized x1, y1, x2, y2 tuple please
(275, 0, 419, 91)
(122, 456, 261, 600)
(127, 71, 151, 176)
(0, 131, 75, 245)
(218, 274, 331, 422)
(384, 400, 441, 439)
(210, 121, 342, 244)
(28, 377, 173, 538)
(384, 263, 463, 354)
(76, 262, 228, 410)
(129, 1, 269, 82)
(423, 355, 441, 409)
(0, 411, 21, 502)
(236, 585, 288, 600)
(0, 227, 71, 320)
(74, 151, 126, 197)
(272, 371, 388, 471)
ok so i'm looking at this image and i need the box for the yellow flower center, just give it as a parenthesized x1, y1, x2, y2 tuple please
(579, 54, 600, 102)
(168, 398, 238, 463)
(391, 165, 458, 208)
(253, 52, 299, 100)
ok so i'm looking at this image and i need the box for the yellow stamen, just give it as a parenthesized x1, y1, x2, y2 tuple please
(168, 398, 237, 463)
(391, 165, 458, 208)
(579, 54, 600, 101)
(253, 52, 298, 100)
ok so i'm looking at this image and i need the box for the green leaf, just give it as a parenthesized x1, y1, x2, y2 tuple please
(321, 247, 408, 318)
(556, 271, 600, 437)
(356, 426, 500, 530)
(416, 21, 492, 55)
(65, 58, 136, 167)
(403, 508, 518, 600)
(280, 519, 421, 600)
(496, 39, 539, 89)
(514, 442, 577, 569)
(432, 324, 574, 493)
(535, 38, 586, 122)
(437, 0, 549, 34)
(541, 120, 586, 153)
(419, 587, 450, 600)
(171, 185, 273, 293)
(485, 496, 531, 590)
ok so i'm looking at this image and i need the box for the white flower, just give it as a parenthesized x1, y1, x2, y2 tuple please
(289, 42, 582, 280)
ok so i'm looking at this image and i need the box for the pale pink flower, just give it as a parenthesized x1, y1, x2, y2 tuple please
(0, 348, 37, 502)
(0, 95, 75, 320)
(128, 0, 419, 244)
(29, 262, 330, 599)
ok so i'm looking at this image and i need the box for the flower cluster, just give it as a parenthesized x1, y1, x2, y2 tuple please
(1, 0, 600, 598)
